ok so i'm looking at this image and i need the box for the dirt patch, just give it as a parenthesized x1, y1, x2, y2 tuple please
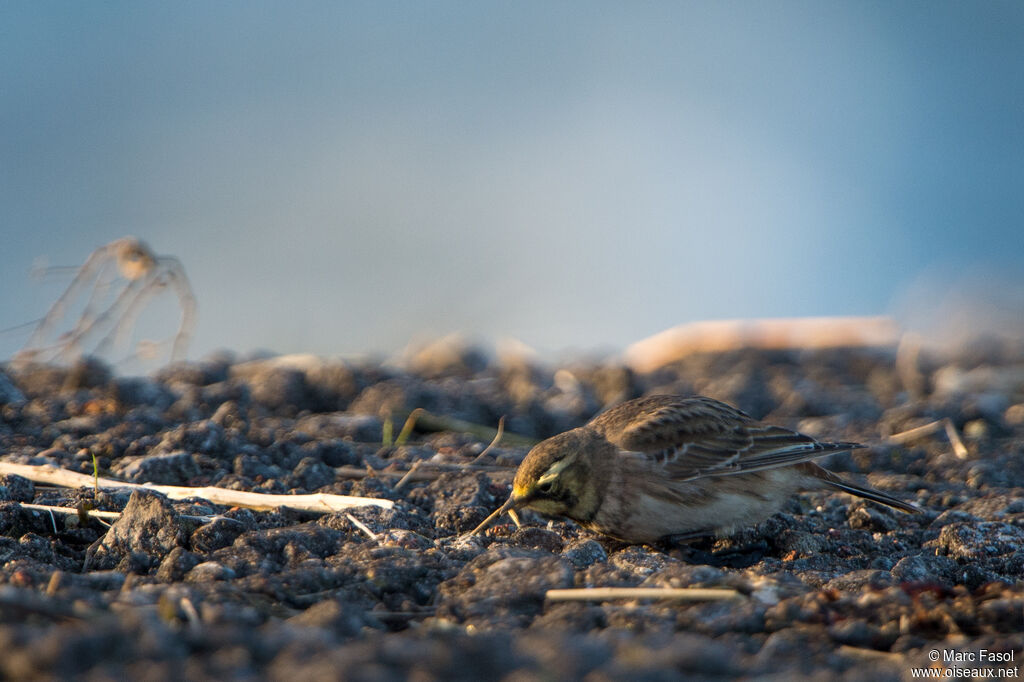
(1, 346, 1022, 679)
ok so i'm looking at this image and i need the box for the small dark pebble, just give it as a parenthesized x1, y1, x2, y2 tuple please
(111, 451, 201, 485)
(508, 527, 564, 553)
(561, 538, 608, 568)
(156, 546, 201, 581)
(0, 475, 35, 503)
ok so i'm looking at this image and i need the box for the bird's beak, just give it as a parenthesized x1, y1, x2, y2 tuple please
(467, 494, 523, 537)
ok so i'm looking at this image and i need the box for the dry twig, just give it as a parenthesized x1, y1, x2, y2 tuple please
(837, 645, 906, 662)
(886, 418, 968, 459)
(179, 597, 202, 634)
(345, 513, 380, 543)
(45, 571, 63, 597)
(18, 502, 243, 527)
(545, 587, 741, 602)
(0, 461, 393, 513)
(471, 415, 506, 465)
(942, 419, 970, 459)
(15, 237, 197, 368)
(414, 411, 538, 448)
(333, 463, 516, 482)
(20, 503, 121, 521)
(392, 461, 423, 491)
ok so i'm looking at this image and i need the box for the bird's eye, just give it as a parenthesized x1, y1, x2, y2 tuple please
(537, 479, 555, 494)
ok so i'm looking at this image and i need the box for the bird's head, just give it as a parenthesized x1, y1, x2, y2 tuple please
(469, 428, 611, 535)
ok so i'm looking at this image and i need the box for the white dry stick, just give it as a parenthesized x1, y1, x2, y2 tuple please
(886, 418, 969, 459)
(20, 503, 122, 521)
(392, 460, 423, 491)
(886, 420, 945, 444)
(345, 513, 380, 543)
(471, 415, 506, 465)
(0, 461, 393, 513)
(45, 571, 63, 597)
(942, 418, 970, 459)
(179, 597, 202, 634)
(545, 587, 741, 602)
(18, 503, 238, 526)
(837, 645, 906, 662)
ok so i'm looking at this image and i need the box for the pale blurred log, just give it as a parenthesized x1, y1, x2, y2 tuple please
(624, 316, 901, 373)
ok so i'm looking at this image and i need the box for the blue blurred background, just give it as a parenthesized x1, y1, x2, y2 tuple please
(2, 2, 1022, 365)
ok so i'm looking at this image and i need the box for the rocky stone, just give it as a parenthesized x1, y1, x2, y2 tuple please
(89, 490, 187, 572)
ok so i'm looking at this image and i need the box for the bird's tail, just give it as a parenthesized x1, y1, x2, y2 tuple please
(825, 477, 923, 514)
(808, 463, 923, 514)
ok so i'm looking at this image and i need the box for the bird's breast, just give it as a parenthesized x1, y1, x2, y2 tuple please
(588, 466, 810, 543)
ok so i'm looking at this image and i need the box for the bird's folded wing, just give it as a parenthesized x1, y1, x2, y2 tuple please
(652, 427, 862, 480)
(595, 396, 861, 480)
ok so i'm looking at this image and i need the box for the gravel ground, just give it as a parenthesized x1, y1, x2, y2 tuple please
(1, 342, 1022, 681)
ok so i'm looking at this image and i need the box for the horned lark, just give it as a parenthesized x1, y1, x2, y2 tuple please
(471, 395, 921, 543)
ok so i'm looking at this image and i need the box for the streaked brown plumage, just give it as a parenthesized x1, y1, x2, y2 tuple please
(471, 395, 921, 543)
